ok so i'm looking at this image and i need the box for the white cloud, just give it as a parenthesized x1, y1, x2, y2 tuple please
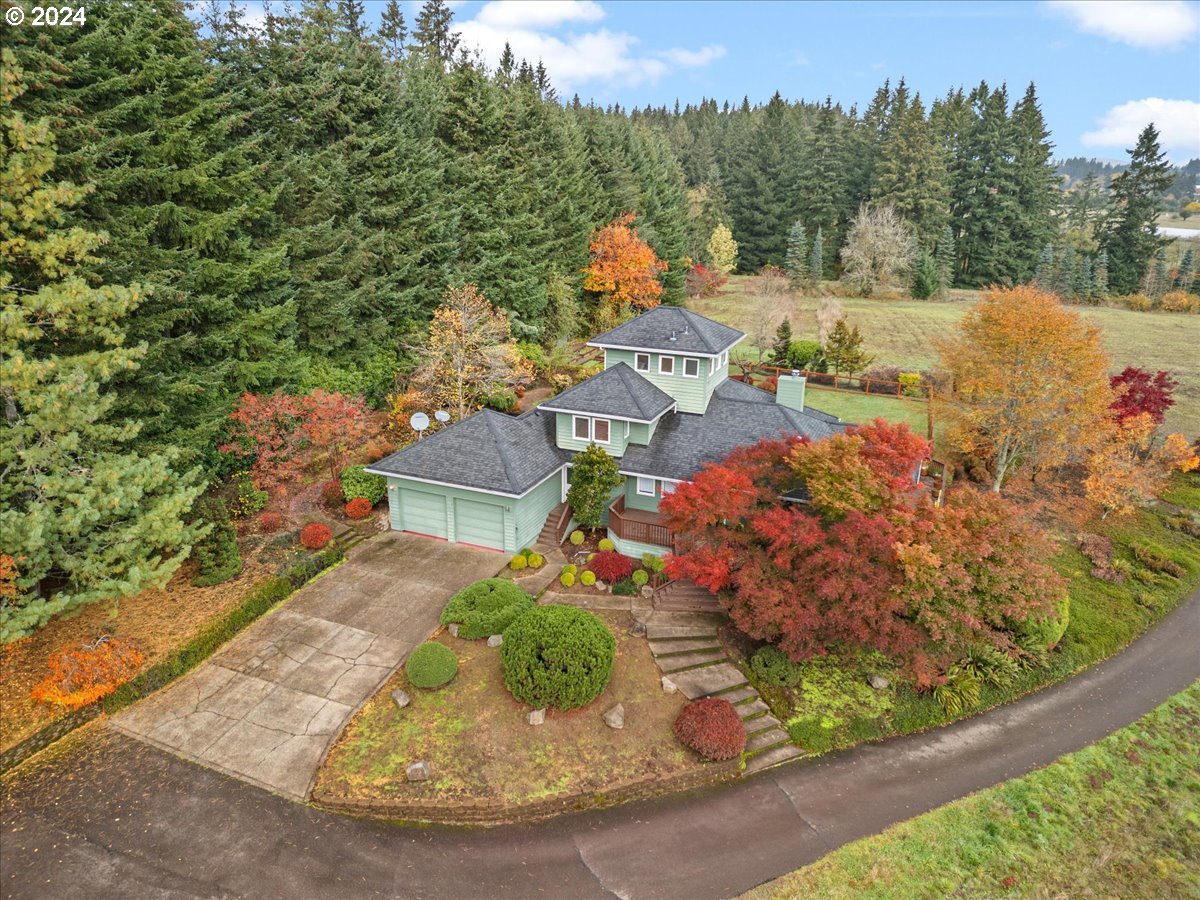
(1045, 1, 1199, 49)
(475, 1, 605, 29)
(1082, 98, 1200, 160)
(456, 1, 724, 91)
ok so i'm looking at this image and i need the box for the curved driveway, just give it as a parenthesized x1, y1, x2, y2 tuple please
(3, 589, 1197, 899)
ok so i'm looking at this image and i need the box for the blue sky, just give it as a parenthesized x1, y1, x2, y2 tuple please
(244, 1, 1200, 161)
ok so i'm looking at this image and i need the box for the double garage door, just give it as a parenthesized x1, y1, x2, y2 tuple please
(398, 488, 506, 552)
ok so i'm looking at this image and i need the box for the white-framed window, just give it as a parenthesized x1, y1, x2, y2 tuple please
(636, 476, 657, 496)
(660, 480, 677, 495)
(635, 352, 650, 372)
(720, 351, 728, 368)
(659, 355, 674, 375)
(593, 418, 610, 444)
(683, 357, 700, 378)
(573, 415, 590, 441)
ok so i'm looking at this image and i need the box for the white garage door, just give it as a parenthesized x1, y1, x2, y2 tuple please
(399, 489, 448, 539)
(453, 498, 506, 550)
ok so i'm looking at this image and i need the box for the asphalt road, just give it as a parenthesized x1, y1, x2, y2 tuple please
(2, 587, 1197, 900)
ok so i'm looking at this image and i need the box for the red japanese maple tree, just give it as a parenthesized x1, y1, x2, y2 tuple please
(660, 423, 1062, 685)
(1109, 367, 1177, 426)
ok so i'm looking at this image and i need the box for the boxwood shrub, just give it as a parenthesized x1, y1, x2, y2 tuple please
(340, 464, 387, 504)
(631, 569, 649, 587)
(580, 570, 596, 586)
(569, 530, 585, 545)
(598, 538, 616, 552)
(499, 605, 615, 710)
(560, 571, 576, 587)
(440, 578, 535, 639)
(405, 641, 457, 688)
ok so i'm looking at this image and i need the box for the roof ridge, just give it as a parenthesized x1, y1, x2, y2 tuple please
(480, 410, 519, 493)
(611, 362, 649, 418)
(678, 307, 717, 352)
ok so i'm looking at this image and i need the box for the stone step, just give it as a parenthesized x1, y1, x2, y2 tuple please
(668, 663, 749, 700)
(743, 742, 805, 775)
(645, 623, 719, 641)
(735, 698, 770, 719)
(658, 650, 727, 673)
(745, 727, 791, 754)
(715, 686, 759, 704)
(649, 638, 722, 656)
(744, 714, 782, 735)
(646, 611, 725, 627)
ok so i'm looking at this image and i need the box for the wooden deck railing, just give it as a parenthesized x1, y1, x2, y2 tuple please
(608, 496, 673, 550)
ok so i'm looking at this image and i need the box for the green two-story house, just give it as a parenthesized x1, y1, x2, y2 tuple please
(366, 307, 844, 556)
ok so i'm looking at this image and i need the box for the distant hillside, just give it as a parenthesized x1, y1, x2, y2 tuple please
(1056, 157, 1200, 202)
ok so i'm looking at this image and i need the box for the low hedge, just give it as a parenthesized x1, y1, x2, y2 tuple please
(673, 698, 746, 761)
(441, 578, 535, 639)
(405, 641, 458, 689)
(340, 465, 387, 504)
(500, 605, 615, 711)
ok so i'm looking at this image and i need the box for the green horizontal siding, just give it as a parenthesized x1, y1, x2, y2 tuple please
(605, 348, 725, 414)
(624, 475, 661, 513)
(555, 413, 628, 456)
(627, 419, 657, 446)
(513, 470, 564, 549)
(609, 532, 672, 559)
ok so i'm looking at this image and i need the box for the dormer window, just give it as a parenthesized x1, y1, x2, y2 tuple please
(593, 419, 610, 444)
(573, 415, 610, 444)
(635, 353, 650, 372)
(573, 416, 590, 440)
(683, 358, 700, 378)
(659, 356, 674, 375)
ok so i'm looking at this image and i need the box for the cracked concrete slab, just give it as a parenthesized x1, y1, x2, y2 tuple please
(112, 532, 504, 800)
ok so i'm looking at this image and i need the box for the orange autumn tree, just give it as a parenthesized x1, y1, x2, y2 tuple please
(583, 213, 668, 316)
(1084, 414, 1199, 518)
(935, 286, 1113, 492)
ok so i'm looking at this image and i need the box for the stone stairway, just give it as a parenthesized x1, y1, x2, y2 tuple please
(652, 580, 724, 613)
(645, 612, 802, 776)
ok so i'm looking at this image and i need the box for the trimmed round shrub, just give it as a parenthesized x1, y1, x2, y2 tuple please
(749, 645, 803, 688)
(569, 530, 585, 546)
(1016, 592, 1070, 651)
(320, 480, 344, 506)
(589, 550, 634, 584)
(257, 511, 284, 533)
(560, 571, 576, 588)
(631, 569, 649, 587)
(499, 605, 616, 710)
(580, 570, 596, 586)
(598, 538, 616, 552)
(673, 698, 746, 761)
(340, 464, 387, 504)
(527, 552, 544, 569)
(440, 578, 535, 640)
(405, 641, 458, 689)
(300, 523, 332, 550)
(510, 554, 527, 570)
(641, 553, 666, 573)
(562, 563, 578, 576)
(344, 497, 372, 520)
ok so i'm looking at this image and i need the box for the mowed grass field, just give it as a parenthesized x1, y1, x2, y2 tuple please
(693, 277, 1200, 437)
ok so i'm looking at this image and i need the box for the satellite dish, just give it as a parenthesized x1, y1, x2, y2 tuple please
(434, 410, 451, 424)
(410, 411, 430, 439)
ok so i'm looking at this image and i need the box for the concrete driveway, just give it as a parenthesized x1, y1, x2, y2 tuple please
(113, 533, 502, 800)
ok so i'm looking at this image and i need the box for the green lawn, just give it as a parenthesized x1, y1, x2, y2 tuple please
(695, 278, 1200, 436)
(745, 682, 1200, 899)
(802, 388, 941, 446)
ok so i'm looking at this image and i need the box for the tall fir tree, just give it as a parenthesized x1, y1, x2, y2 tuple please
(378, 0, 408, 60)
(935, 224, 957, 291)
(413, 0, 460, 62)
(1177, 249, 1196, 292)
(809, 226, 825, 281)
(1, 52, 205, 640)
(1093, 249, 1110, 297)
(1100, 123, 1173, 295)
(871, 83, 949, 246)
(1007, 83, 1060, 282)
(785, 221, 810, 284)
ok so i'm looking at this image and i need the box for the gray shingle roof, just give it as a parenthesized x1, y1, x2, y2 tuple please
(588, 307, 744, 355)
(714, 377, 845, 424)
(367, 409, 564, 495)
(539, 362, 675, 421)
(619, 381, 846, 482)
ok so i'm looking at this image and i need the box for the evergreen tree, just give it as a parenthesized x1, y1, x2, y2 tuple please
(1079, 255, 1094, 302)
(1035, 245, 1056, 290)
(1008, 83, 1060, 281)
(707, 223, 739, 274)
(1, 54, 205, 640)
(809, 226, 825, 281)
(413, 0, 460, 62)
(872, 84, 949, 246)
(1100, 123, 1173, 294)
(772, 318, 794, 363)
(935, 224, 957, 292)
(1177, 249, 1196, 292)
(785, 221, 810, 285)
(1063, 170, 1105, 251)
(1150, 249, 1170, 298)
(824, 319, 874, 376)
(1093, 249, 1110, 297)
(1056, 246, 1077, 298)
(910, 250, 940, 299)
(378, 0, 408, 60)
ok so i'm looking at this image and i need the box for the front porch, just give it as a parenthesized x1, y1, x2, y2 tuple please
(607, 495, 675, 557)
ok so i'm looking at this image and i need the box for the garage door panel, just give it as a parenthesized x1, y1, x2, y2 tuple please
(454, 498, 505, 550)
(400, 489, 448, 539)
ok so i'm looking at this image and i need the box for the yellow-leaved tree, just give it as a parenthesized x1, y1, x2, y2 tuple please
(935, 286, 1113, 492)
(1084, 414, 1199, 518)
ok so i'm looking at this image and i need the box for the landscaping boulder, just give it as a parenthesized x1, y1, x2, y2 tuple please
(604, 703, 625, 729)
(406, 761, 431, 782)
(661, 676, 677, 695)
(391, 689, 411, 709)
(447, 623, 460, 638)
(628, 621, 647, 638)
(487, 634, 503, 647)
(528, 708, 546, 726)
(640, 586, 654, 599)
(868, 674, 890, 690)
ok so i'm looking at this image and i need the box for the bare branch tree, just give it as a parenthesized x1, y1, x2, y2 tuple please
(840, 203, 916, 296)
